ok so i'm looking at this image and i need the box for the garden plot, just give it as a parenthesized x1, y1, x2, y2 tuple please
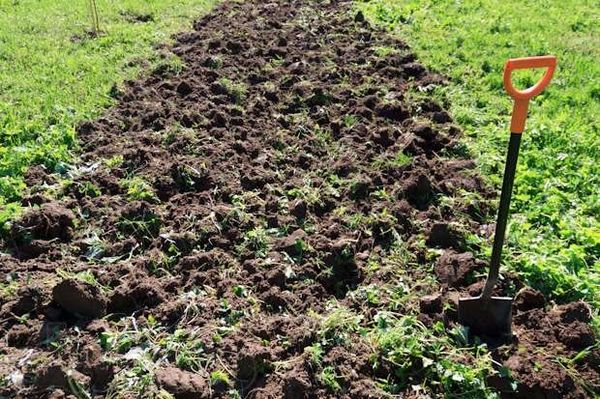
(0, 0, 598, 398)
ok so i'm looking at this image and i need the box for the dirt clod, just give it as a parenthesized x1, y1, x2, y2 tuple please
(419, 293, 443, 314)
(155, 367, 207, 399)
(434, 250, 482, 286)
(275, 229, 307, 256)
(426, 223, 464, 249)
(13, 202, 75, 242)
(283, 370, 311, 399)
(514, 287, 546, 311)
(36, 363, 90, 390)
(237, 342, 272, 380)
(52, 278, 107, 318)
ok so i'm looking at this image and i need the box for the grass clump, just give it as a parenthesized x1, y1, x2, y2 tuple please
(218, 77, 247, 104)
(209, 370, 231, 388)
(370, 314, 499, 397)
(121, 176, 157, 202)
(77, 181, 102, 198)
(316, 303, 363, 347)
(318, 366, 342, 393)
(374, 151, 413, 170)
(118, 205, 162, 242)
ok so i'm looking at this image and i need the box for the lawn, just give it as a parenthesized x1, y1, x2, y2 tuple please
(358, 0, 600, 318)
(0, 0, 217, 226)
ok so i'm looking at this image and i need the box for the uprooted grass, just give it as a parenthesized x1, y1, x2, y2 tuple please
(357, 0, 600, 315)
(0, 0, 218, 231)
(309, 299, 502, 397)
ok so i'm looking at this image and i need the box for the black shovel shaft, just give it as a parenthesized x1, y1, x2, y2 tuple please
(481, 133, 522, 300)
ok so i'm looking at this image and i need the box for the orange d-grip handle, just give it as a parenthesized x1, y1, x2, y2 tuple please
(503, 55, 557, 133)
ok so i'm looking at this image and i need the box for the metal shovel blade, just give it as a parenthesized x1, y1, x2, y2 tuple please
(458, 296, 513, 337)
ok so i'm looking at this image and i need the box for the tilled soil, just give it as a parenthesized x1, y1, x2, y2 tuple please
(1, 1, 598, 398)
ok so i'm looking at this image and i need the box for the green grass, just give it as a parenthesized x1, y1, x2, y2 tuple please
(0, 0, 217, 228)
(358, 0, 600, 311)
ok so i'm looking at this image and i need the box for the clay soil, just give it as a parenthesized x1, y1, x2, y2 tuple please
(1, 1, 598, 398)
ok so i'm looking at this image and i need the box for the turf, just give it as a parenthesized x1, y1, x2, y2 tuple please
(0, 0, 217, 227)
(358, 0, 600, 315)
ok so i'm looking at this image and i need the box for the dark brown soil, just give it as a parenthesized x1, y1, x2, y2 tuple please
(1, 0, 597, 398)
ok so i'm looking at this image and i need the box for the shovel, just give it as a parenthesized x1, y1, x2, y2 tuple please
(458, 55, 557, 337)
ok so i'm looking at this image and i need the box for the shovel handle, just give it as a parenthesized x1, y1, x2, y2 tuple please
(503, 55, 557, 133)
(481, 56, 557, 302)
(481, 133, 521, 302)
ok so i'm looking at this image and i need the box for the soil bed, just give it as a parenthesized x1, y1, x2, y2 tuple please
(1, 0, 598, 398)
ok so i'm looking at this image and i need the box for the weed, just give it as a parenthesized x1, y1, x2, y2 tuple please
(371, 315, 497, 397)
(77, 181, 102, 198)
(209, 370, 231, 387)
(179, 288, 209, 324)
(105, 352, 160, 399)
(172, 163, 209, 192)
(105, 155, 124, 169)
(0, 274, 20, 298)
(237, 225, 270, 258)
(204, 55, 223, 69)
(87, 0, 100, 35)
(67, 369, 92, 399)
(218, 77, 247, 104)
(343, 114, 359, 128)
(555, 345, 600, 396)
(153, 54, 184, 76)
(158, 328, 206, 371)
(319, 366, 342, 393)
(373, 46, 398, 57)
(372, 151, 413, 170)
(349, 284, 381, 306)
(121, 176, 157, 202)
(304, 343, 324, 366)
(317, 303, 363, 347)
(232, 285, 247, 297)
(101, 317, 210, 383)
(56, 268, 109, 292)
(162, 123, 196, 146)
(371, 188, 393, 201)
(217, 298, 245, 327)
(286, 177, 341, 207)
(118, 207, 162, 242)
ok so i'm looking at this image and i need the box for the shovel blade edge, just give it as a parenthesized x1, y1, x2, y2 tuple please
(458, 296, 513, 337)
